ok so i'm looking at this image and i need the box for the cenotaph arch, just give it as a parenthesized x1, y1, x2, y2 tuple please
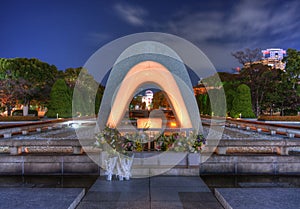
(98, 41, 202, 132)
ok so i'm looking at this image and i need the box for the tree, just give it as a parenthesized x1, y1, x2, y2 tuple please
(0, 58, 58, 115)
(222, 82, 240, 116)
(230, 84, 255, 118)
(207, 88, 226, 116)
(152, 91, 170, 109)
(196, 93, 211, 115)
(243, 64, 281, 116)
(46, 79, 72, 118)
(232, 49, 263, 115)
(0, 71, 19, 116)
(283, 49, 300, 89)
(63, 67, 82, 89)
(95, 85, 105, 115)
(70, 68, 101, 116)
(231, 48, 261, 65)
(273, 80, 299, 116)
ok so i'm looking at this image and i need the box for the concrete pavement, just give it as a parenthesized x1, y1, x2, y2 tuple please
(0, 188, 84, 209)
(216, 188, 300, 209)
(77, 176, 223, 209)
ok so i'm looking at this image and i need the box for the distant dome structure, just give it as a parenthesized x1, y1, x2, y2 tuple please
(142, 90, 153, 110)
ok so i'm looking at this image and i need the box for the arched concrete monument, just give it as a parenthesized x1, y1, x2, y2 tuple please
(98, 41, 202, 132)
(73, 33, 226, 175)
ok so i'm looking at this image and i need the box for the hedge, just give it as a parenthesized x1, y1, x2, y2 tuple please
(0, 116, 39, 121)
(258, 115, 300, 121)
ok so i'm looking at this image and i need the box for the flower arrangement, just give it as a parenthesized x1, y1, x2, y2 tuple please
(95, 126, 149, 155)
(155, 134, 175, 151)
(95, 126, 206, 154)
(95, 127, 206, 181)
(161, 132, 206, 153)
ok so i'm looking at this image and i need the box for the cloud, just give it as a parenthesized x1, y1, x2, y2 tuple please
(86, 32, 112, 45)
(113, 2, 148, 26)
(153, 0, 300, 70)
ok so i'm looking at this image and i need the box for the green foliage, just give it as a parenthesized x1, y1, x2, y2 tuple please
(71, 68, 100, 116)
(223, 82, 239, 116)
(196, 94, 211, 115)
(46, 79, 72, 118)
(152, 91, 170, 109)
(95, 85, 104, 115)
(283, 49, 300, 89)
(0, 58, 58, 106)
(95, 127, 206, 154)
(230, 84, 255, 118)
(207, 88, 226, 117)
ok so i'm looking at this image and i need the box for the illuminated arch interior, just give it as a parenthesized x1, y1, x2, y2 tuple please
(107, 61, 192, 128)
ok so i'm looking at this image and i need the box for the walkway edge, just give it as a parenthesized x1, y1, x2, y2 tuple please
(215, 189, 233, 209)
(68, 189, 85, 209)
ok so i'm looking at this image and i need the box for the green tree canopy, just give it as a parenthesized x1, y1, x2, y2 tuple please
(230, 84, 255, 118)
(283, 48, 300, 89)
(0, 58, 58, 115)
(46, 79, 72, 118)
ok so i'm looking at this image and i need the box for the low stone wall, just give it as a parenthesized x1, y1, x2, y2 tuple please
(200, 155, 300, 175)
(213, 138, 300, 156)
(0, 137, 300, 175)
(0, 153, 201, 176)
(0, 155, 99, 175)
(0, 152, 299, 176)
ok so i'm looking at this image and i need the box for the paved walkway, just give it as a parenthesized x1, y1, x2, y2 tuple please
(216, 188, 300, 209)
(77, 176, 223, 209)
(0, 188, 84, 209)
(0, 176, 299, 209)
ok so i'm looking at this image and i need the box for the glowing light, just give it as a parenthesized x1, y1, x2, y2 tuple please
(170, 122, 177, 127)
(24, 147, 29, 153)
(70, 123, 80, 129)
(137, 118, 162, 129)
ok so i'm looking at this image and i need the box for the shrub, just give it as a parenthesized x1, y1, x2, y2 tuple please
(283, 109, 298, 116)
(230, 84, 255, 118)
(46, 79, 72, 118)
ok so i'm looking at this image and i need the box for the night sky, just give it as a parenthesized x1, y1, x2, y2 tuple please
(1, 0, 300, 72)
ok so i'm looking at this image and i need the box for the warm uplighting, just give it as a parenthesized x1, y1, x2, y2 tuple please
(24, 147, 29, 153)
(137, 118, 162, 129)
(107, 61, 193, 129)
(170, 121, 177, 127)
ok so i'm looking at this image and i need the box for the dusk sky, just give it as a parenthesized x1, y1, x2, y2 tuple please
(1, 0, 300, 72)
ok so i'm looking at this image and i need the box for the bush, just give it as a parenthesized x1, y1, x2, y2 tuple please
(46, 79, 72, 118)
(283, 109, 298, 116)
(230, 84, 255, 118)
(12, 109, 38, 116)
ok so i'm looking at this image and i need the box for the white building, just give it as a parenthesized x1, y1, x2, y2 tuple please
(261, 48, 286, 70)
(142, 90, 153, 110)
(262, 48, 286, 60)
